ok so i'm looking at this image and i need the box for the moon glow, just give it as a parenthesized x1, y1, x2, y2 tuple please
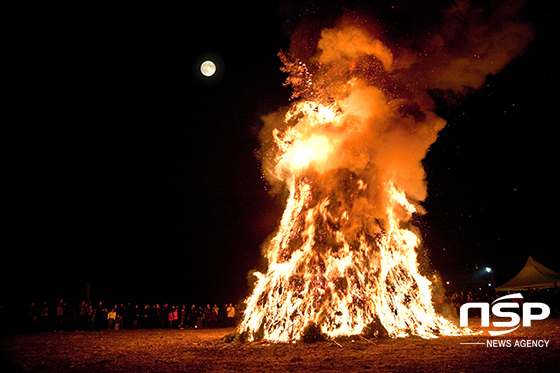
(200, 60, 217, 77)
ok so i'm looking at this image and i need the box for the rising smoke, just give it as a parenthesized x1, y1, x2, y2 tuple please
(260, 0, 534, 231)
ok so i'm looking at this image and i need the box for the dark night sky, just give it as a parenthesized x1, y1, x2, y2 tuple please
(4, 1, 556, 306)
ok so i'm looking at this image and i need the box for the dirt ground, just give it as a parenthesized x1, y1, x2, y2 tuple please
(1, 318, 559, 373)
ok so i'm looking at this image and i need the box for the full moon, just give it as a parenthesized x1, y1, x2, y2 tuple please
(200, 60, 217, 77)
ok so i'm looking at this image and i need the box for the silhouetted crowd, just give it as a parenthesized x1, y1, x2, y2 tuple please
(2, 288, 559, 334)
(435, 291, 494, 319)
(1, 300, 243, 333)
(435, 288, 560, 319)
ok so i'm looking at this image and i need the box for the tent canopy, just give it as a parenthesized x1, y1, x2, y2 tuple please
(496, 256, 560, 291)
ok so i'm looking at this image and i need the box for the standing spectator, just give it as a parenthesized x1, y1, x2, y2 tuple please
(234, 303, 242, 325)
(219, 305, 228, 327)
(166, 306, 173, 329)
(39, 302, 49, 331)
(77, 301, 88, 331)
(441, 295, 454, 319)
(188, 305, 197, 328)
(466, 292, 479, 318)
(131, 304, 140, 329)
(94, 302, 105, 330)
(122, 303, 131, 329)
(116, 304, 124, 330)
(451, 293, 461, 318)
(170, 306, 179, 329)
(154, 304, 162, 329)
(54, 300, 64, 331)
(179, 305, 186, 329)
(66, 303, 77, 331)
(212, 304, 220, 327)
(107, 308, 117, 330)
(139, 305, 150, 329)
(99, 305, 108, 330)
(161, 304, 169, 329)
(198, 306, 204, 328)
(208, 305, 217, 328)
(226, 304, 236, 327)
(114, 305, 122, 330)
(87, 304, 96, 331)
(28, 302, 39, 332)
(203, 304, 212, 328)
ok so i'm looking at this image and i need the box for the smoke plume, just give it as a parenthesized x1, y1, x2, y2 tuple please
(394, 0, 536, 92)
(261, 0, 534, 227)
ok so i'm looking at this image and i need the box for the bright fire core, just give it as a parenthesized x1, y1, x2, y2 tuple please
(237, 20, 485, 342)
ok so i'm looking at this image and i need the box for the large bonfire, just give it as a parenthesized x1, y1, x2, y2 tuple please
(237, 5, 535, 342)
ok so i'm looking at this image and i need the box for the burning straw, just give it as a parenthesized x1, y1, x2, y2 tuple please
(237, 2, 534, 342)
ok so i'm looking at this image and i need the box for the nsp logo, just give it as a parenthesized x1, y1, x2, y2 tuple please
(460, 293, 550, 336)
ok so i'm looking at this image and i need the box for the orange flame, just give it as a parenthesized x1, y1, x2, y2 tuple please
(238, 89, 467, 340)
(235, 14, 525, 341)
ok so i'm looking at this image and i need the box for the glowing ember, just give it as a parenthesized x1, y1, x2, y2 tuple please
(238, 7, 534, 342)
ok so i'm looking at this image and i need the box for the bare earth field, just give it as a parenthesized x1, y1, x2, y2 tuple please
(1, 318, 559, 373)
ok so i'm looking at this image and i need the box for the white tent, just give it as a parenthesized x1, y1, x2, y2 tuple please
(495, 256, 560, 291)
